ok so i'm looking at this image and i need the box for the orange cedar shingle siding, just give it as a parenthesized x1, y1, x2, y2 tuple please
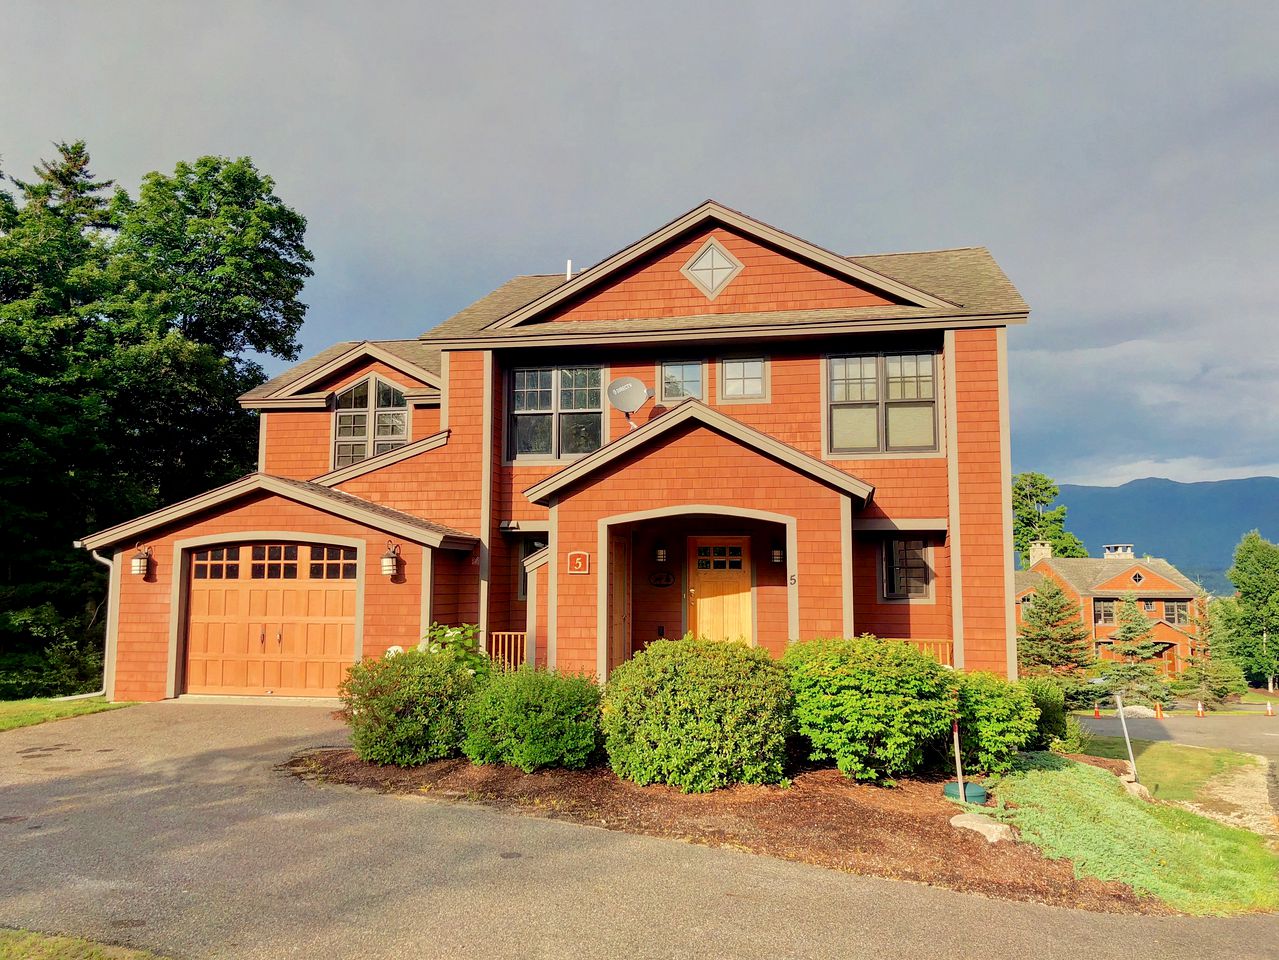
(111, 492, 426, 702)
(547, 227, 895, 322)
(853, 537, 952, 641)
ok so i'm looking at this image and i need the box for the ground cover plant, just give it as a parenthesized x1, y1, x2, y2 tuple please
(987, 753, 1279, 915)
(1084, 736, 1257, 804)
(0, 697, 132, 732)
(601, 636, 791, 793)
(463, 667, 601, 772)
(0, 928, 166, 959)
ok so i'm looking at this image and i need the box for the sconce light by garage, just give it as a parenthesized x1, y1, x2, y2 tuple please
(654, 542, 668, 564)
(381, 541, 402, 577)
(770, 544, 785, 564)
(130, 544, 152, 576)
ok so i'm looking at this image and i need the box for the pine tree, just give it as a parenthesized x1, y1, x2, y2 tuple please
(1173, 600, 1247, 707)
(1017, 577, 1093, 676)
(1108, 594, 1161, 663)
(1100, 594, 1170, 706)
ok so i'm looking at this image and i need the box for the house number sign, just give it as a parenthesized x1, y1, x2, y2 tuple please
(567, 551, 590, 575)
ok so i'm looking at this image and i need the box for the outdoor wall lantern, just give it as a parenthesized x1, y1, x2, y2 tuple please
(654, 542, 668, 564)
(130, 544, 152, 577)
(381, 541, 402, 577)
(770, 544, 785, 564)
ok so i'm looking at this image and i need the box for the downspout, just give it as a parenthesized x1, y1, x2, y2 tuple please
(54, 541, 110, 700)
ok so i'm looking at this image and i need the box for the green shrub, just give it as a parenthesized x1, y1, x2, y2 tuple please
(783, 635, 957, 782)
(339, 649, 483, 766)
(956, 671, 1040, 774)
(1172, 656, 1249, 708)
(463, 667, 601, 772)
(1049, 715, 1094, 755)
(417, 622, 491, 676)
(1020, 675, 1067, 749)
(601, 637, 791, 793)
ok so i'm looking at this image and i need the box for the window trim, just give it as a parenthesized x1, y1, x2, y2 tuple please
(506, 364, 609, 463)
(825, 351, 940, 456)
(655, 359, 707, 404)
(1094, 599, 1116, 625)
(876, 537, 935, 605)
(330, 374, 411, 470)
(714, 356, 771, 404)
(515, 533, 549, 601)
(1165, 600, 1190, 625)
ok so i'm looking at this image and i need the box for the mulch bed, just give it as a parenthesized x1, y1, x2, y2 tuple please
(283, 749, 1166, 915)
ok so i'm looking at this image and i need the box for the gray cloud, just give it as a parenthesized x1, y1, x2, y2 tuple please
(3, 0, 1277, 485)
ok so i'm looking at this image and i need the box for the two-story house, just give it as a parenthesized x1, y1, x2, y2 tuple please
(79, 201, 1028, 701)
(1014, 542, 1204, 673)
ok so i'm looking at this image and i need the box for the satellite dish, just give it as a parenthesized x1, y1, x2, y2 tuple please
(607, 377, 652, 415)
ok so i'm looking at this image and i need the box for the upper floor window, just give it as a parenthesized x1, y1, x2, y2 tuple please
(719, 357, 768, 402)
(1166, 600, 1190, 625)
(510, 366, 603, 459)
(828, 352, 937, 454)
(882, 538, 930, 600)
(1142, 600, 1157, 612)
(1094, 599, 1116, 625)
(333, 377, 408, 468)
(660, 361, 703, 402)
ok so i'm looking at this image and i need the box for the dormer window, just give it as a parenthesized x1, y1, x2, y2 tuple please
(333, 377, 408, 468)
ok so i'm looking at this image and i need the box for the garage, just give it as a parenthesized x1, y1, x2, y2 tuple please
(184, 542, 359, 697)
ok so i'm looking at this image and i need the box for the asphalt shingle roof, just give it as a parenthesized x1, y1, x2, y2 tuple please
(1031, 557, 1201, 597)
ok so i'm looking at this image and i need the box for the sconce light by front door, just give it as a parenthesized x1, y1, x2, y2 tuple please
(131, 544, 152, 577)
(654, 541, 668, 564)
(770, 544, 785, 564)
(381, 541, 401, 578)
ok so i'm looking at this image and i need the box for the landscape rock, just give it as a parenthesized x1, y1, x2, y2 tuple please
(1118, 705, 1156, 718)
(1122, 780, 1153, 801)
(950, 812, 1017, 844)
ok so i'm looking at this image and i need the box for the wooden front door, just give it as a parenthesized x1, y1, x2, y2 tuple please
(607, 533, 631, 671)
(687, 536, 752, 643)
(185, 543, 358, 697)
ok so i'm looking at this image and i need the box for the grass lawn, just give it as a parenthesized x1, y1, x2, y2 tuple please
(1085, 735, 1257, 804)
(1240, 688, 1277, 704)
(0, 929, 165, 959)
(988, 754, 1279, 915)
(0, 697, 132, 733)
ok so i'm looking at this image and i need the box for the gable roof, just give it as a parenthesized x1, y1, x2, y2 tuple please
(239, 340, 444, 404)
(1014, 570, 1041, 595)
(79, 473, 477, 552)
(524, 399, 873, 505)
(1033, 557, 1201, 597)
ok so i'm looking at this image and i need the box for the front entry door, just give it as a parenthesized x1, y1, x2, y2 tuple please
(687, 537, 752, 644)
(607, 533, 632, 670)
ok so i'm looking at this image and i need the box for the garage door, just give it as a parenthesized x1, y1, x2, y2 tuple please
(185, 543, 358, 697)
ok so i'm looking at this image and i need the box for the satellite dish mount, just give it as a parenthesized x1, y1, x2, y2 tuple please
(606, 376, 653, 430)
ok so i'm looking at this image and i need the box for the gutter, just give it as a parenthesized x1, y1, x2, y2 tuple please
(56, 541, 109, 701)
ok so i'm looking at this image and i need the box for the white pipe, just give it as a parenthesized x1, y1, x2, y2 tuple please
(52, 543, 110, 701)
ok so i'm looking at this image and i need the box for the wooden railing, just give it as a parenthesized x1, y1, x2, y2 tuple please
(488, 632, 527, 671)
(886, 638, 955, 667)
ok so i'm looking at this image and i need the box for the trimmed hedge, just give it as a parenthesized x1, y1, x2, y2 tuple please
(339, 649, 483, 766)
(463, 667, 601, 772)
(1020, 675, 1068, 750)
(783, 636, 957, 782)
(956, 671, 1040, 774)
(601, 637, 792, 793)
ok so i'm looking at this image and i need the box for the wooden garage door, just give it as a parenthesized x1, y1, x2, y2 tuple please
(185, 543, 358, 697)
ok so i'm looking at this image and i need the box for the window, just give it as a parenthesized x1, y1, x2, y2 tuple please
(333, 377, 408, 468)
(192, 547, 240, 580)
(882, 539, 930, 600)
(660, 361, 703, 402)
(250, 544, 298, 580)
(1142, 600, 1156, 612)
(1094, 599, 1116, 625)
(516, 534, 548, 600)
(1020, 592, 1036, 609)
(828, 352, 937, 454)
(509, 366, 603, 459)
(1131, 572, 1145, 585)
(308, 545, 358, 580)
(1166, 601, 1190, 625)
(719, 358, 767, 401)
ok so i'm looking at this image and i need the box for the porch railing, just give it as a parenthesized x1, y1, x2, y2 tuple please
(488, 632, 527, 671)
(887, 638, 955, 667)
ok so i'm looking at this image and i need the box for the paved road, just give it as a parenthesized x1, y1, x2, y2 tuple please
(2, 704, 1276, 960)
(1084, 714, 1279, 759)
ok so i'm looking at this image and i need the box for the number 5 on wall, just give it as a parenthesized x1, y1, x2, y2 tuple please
(567, 551, 590, 575)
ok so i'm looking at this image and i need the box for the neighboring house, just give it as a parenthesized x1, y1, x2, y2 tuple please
(1015, 541, 1204, 673)
(79, 200, 1029, 702)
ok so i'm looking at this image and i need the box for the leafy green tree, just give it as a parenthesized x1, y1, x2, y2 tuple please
(1099, 594, 1170, 706)
(1012, 471, 1087, 566)
(1221, 531, 1279, 691)
(0, 141, 313, 692)
(1017, 576, 1093, 677)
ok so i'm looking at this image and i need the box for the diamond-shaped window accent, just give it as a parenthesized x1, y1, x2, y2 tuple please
(1132, 572, 1144, 584)
(680, 237, 744, 301)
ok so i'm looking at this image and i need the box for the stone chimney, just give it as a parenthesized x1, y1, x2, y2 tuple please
(1028, 540, 1053, 566)
(1103, 544, 1135, 560)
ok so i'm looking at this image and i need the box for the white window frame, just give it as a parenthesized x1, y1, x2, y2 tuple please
(657, 360, 705, 403)
(508, 365, 606, 461)
(715, 356, 770, 404)
(332, 376, 410, 469)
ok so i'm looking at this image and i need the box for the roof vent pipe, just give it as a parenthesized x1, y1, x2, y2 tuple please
(566, 259, 572, 280)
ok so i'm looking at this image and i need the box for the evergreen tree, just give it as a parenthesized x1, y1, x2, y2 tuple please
(1108, 594, 1162, 663)
(1017, 576, 1093, 676)
(1172, 599, 1247, 707)
(1012, 471, 1087, 565)
(1100, 593, 1170, 706)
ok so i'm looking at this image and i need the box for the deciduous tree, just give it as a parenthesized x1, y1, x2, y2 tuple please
(1012, 471, 1087, 565)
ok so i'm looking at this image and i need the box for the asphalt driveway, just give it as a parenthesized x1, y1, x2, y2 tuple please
(1, 703, 1275, 960)
(1084, 714, 1279, 760)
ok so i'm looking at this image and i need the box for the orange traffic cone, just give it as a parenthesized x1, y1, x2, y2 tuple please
(1195, 701, 1206, 718)
(1094, 704, 1101, 719)
(1266, 701, 1274, 718)
(1154, 702, 1164, 720)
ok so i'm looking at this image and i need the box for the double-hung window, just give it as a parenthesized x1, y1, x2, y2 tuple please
(660, 361, 703, 402)
(510, 366, 603, 459)
(882, 539, 930, 600)
(829, 352, 938, 453)
(1094, 599, 1116, 625)
(1166, 601, 1190, 625)
(334, 378, 408, 467)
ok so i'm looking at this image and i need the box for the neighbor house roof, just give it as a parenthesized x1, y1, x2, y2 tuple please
(1032, 557, 1201, 597)
(80, 473, 477, 552)
(1014, 570, 1040, 595)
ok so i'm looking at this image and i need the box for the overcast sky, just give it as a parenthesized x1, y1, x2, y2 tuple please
(4, 1, 1277, 486)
